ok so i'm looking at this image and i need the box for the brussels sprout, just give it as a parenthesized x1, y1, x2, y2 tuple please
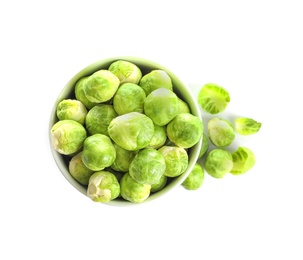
(235, 117, 262, 135)
(198, 134, 209, 159)
(139, 69, 173, 96)
(74, 77, 98, 109)
(182, 163, 204, 190)
(87, 171, 120, 203)
(198, 83, 230, 114)
(167, 113, 203, 148)
(69, 152, 94, 185)
(147, 124, 167, 149)
(129, 148, 166, 185)
(230, 146, 256, 175)
(104, 168, 124, 183)
(51, 119, 87, 155)
(111, 170, 124, 183)
(113, 83, 146, 115)
(84, 70, 120, 103)
(120, 173, 151, 203)
(158, 146, 188, 177)
(208, 117, 235, 147)
(144, 88, 179, 126)
(108, 60, 142, 84)
(56, 99, 87, 125)
(85, 104, 117, 136)
(82, 134, 116, 171)
(111, 143, 136, 172)
(151, 175, 167, 193)
(178, 98, 191, 113)
(108, 112, 154, 151)
(204, 148, 233, 178)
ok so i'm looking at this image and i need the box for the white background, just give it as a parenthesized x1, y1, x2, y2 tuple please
(1, 0, 302, 259)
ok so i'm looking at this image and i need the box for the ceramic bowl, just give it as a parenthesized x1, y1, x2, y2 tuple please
(49, 56, 202, 206)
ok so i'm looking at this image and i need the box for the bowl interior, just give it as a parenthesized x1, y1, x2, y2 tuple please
(49, 56, 202, 206)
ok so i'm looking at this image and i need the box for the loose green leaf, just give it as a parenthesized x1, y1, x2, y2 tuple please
(235, 118, 262, 135)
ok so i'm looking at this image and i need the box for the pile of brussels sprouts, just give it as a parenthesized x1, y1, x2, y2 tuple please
(182, 83, 262, 190)
(50, 60, 204, 203)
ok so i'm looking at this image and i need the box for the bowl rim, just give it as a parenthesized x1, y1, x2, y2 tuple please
(49, 56, 202, 206)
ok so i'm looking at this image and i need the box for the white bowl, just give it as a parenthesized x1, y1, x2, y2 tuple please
(49, 56, 202, 206)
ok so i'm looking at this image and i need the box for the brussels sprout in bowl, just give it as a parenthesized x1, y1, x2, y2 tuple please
(49, 56, 202, 206)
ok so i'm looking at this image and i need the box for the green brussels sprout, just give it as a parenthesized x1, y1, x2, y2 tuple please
(56, 99, 87, 125)
(84, 70, 120, 103)
(85, 104, 117, 136)
(208, 117, 235, 147)
(108, 112, 154, 151)
(82, 134, 116, 171)
(108, 60, 142, 84)
(198, 83, 230, 114)
(113, 83, 146, 115)
(69, 152, 94, 185)
(74, 77, 98, 109)
(111, 143, 136, 172)
(110, 170, 124, 183)
(147, 124, 167, 149)
(104, 168, 124, 186)
(230, 146, 256, 175)
(120, 173, 151, 203)
(182, 163, 204, 190)
(167, 113, 203, 148)
(158, 146, 188, 177)
(204, 148, 233, 178)
(87, 171, 120, 203)
(198, 134, 209, 159)
(129, 148, 166, 185)
(139, 69, 173, 96)
(235, 117, 262, 135)
(51, 119, 87, 155)
(178, 98, 191, 113)
(144, 88, 179, 126)
(151, 175, 167, 193)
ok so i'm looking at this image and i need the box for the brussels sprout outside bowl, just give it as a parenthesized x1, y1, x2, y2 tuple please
(49, 56, 202, 206)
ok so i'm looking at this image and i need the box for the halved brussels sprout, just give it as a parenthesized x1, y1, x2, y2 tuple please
(147, 124, 167, 149)
(108, 112, 154, 151)
(111, 143, 136, 173)
(150, 175, 167, 193)
(198, 83, 230, 114)
(85, 104, 117, 136)
(51, 119, 87, 155)
(108, 60, 142, 84)
(204, 148, 233, 178)
(84, 70, 120, 103)
(87, 171, 120, 203)
(82, 134, 116, 171)
(182, 163, 204, 190)
(235, 117, 262, 135)
(230, 146, 256, 175)
(129, 148, 166, 185)
(144, 88, 179, 126)
(56, 99, 87, 125)
(208, 117, 235, 147)
(74, 77, 98, 109)
(69, 152, 94, 185)
(198, 133, 209, 159)
(166, 113, 203, 148)
(139, 69, 173, 96)
(113, 83, 146, 115)
(120, 173, 151, 203)
(158, 146, 188, 177)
